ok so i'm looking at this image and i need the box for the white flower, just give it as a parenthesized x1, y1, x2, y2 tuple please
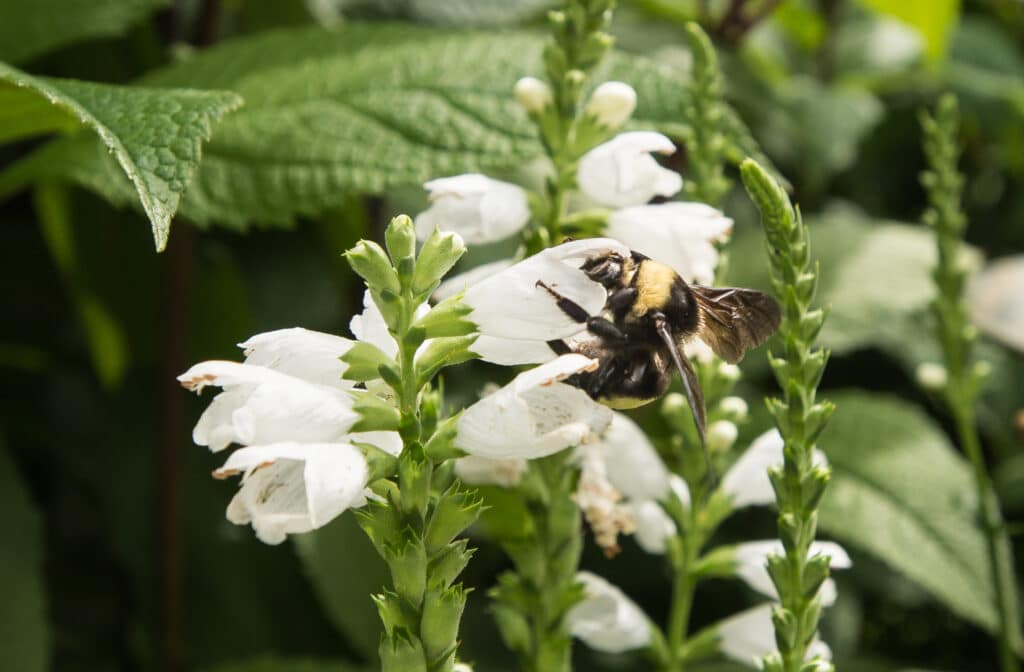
(577, 131, 683, 208)
(455, 354, 613, 460)
(630, 499, 675, 554)
(179, 361, 360, 452)
(707, 419, 739, 453)
(717, 604, 831, 667)
(462, 238, 631, 365)
(214, 442, 369, 545)
(453, 455, 527, 487)
(732, 540, 852, 607)
(721, 430, 828, 509)
(414, 174, 531, 244)
(514, 76, 553, 113)
(433, 259, 513, 302)
(915, 362, 948, 391)
(720, 396, 749, 421)
(567, 572, 652, 653)
(605, 202, 732, 284)
(967, 254, 1024, 353)
(586, 81, 637, 128)
(239, 327, 356, 389)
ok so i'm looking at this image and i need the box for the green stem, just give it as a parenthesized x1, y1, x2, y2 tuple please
(665, 556, 696, 671)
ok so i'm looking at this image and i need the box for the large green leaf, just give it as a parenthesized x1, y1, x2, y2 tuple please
(293, 513, 390, 659)
(818, 391, 1015, 638)
(0, 24, 768, 230)
(0, 62, 242, 250)
(0, 0, 166, 64)
(0, 442, 49, 672)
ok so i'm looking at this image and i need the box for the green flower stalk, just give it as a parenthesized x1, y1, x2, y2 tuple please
(740, 159, 835, 672)
(919, 94, 1022, 672)
(681, 22, 730, 209)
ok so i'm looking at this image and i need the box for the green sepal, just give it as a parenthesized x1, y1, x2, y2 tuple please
(372, 589, 419, 636)
(423, 413, 465, 462)
(771, 606, 799, 652)
(500, 540, 544, 587)
(421, 585, 469, 664)
(690, 544, 736, 579)
(491, 601, 531, 655)
(801, 465, 831, 512)
(425, 482, 484, 555)
(354, 498, 402, 558)
(379, 629, 427, 672)
(427, 538, 475, 591)
(384, 532, 428, 605)
(385, 214, 417, 265)
(777, 512, 801, 556)
(398, 452, 432, 520)
(767, 465, 787, 508)
(804, 400, 836, 445)
(371, 289, 404, 333)
(762, 652, 786, 672)
(349, 390, 401, 432)
(802, 553, 832, 600)
(415, 335, 479, 387)
(341, 341, 397, 382)
(801, 349, 830, 391)
(765, 396, 791, 437)
(799, 596, 824, 644)
(353, 441, 400, 482)
(345, 240, 400, 296)
(414, 295, 476, 338)
(413, 228, 467, 296)
(765, 552, 790, 599)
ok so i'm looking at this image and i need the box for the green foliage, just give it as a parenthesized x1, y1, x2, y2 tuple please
(200, 658, 366, 672)
(858, 0, 961, 62)
(0, 442, 49, 672)
(0, 62, 241, 250)
(0, 0, 166, 64)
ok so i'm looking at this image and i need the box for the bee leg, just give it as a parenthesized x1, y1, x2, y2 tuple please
(585, 357, 619, 398)
(546, 339, 572, 355)
(536, 280, 590, 323)
(606, 287, 637, 312)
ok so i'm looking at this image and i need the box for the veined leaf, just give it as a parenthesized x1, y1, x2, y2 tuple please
(0, 62, 242, 250)
(0, 0, 167, 64)
(818, 391, 1013, 637)
(0, 24, 769, 230)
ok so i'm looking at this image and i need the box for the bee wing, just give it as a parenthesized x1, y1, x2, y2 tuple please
(691, 286, 782, 364)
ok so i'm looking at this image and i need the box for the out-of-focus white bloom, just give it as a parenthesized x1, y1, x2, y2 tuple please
(605, 203, 733, 285)
(717, 604, 831, 667)
(684, 340, 715, 364)
(719, 362, 741, 381)
(720, 396, 749, 421)
(915, 362, 948, 391)
(239, 328, 356, 389)
(577, 132, 683, 208)
(732, 540, 852, 606)
(452, 663, 474, 672)
(721, 430, 828, 509)
(669, 473, 691, 509)
(179, 361, 359, 452)
(456, 354, 613, 460)
(600, 413, 671, 501)
(514, 76, 553, 113)
(414, 174, 531, 244)
(453, 455, 527, 487)
(567, 572, 652, 653)
(214, 442, 368, 544)
(707, 419, 739, 453)
(630, 499, 675, 554)
(586, 81, 637, 128)
(575, 442, 636, 554)
(968, 254, 1024, 353)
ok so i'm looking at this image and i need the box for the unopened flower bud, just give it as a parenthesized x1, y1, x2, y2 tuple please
(718, 363, 741, 381)
(719, 396, 749, 421)
(915, 362, 948, 390)
(586, 81, 637, 128)
(707, 419, 738, 453)
(514, 76, 552, 113)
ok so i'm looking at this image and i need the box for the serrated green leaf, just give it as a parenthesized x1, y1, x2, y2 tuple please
(0, 24, 769, 230)
(0, 0, 167, 64)
(0, 62, 242, 250)
(293, 513, 390, 659)
(0, 441, 49, 672)
(818, 390, 1010, 636)
(199, 658, 367, 672)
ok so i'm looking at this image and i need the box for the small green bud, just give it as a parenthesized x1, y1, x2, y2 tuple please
(354, 499, 400, 557)
(385, 214, 417, 264)
(423, 413, 464, 462)
(379, 629, 427, 672)
(765, 552, 789, 598)
(801, 660, 834, 672)
(345, 240, 400, 295)
(777, 512, 801, 555)
(690, 545, 735, 578)
(385, 534, 428, 605)
(801, 465, 831, 512)
(398, 452, 432, 520)
(349, 390, 401, 432)
(762, 652, 786, 672)
(341, 341, 396, 382)
(372, 590, 417, 635)
(800, 596, 824, 641)
(413, 228, 467, 296)
(802, 553, 832, 600)
(425, 483, 484, 555)
(421, 586, 468, 664)
(428, 538, 474, 590)
(416, 335, 479, 387)
(805, 400, 836, 445)
(414, 295, 476, 338)
(354, 441, 399, 481)
(491, 602, 531, 655)
(767, 465, 787, 506)
(771, 606, 799, 651)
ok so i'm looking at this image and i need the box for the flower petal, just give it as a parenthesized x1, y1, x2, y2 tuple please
(721, 429, 828, 509)
(239, 327, 356, 388)
(567, 571, 652, 653)
(470, 335, 558, 366)
(415, 174, 530, 244)
(599, 412, 671, 501)
(577, 132, 682, 208)
(433, 259, 513, 302)
(630, 499, 676, 554)
(453, 455, 527, 487)
(733, 540, 851, 605)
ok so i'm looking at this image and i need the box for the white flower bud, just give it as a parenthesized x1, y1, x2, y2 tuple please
(718, 362, 741, 381)
(514, 76, 552, 113)
(915, 362, 948, 391)
(719, 396, 749, 421)
(585, 81, 637, 128)
(707, 419, 738, 453)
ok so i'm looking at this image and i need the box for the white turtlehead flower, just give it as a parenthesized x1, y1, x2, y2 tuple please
(568, 572, 652, 653)
(732, 540, 852, 607)
(605, 203, 733, 285)
(179, 361, 360, 452)
(586, 81, 637, 128)
(433, 259, 513, 302)
(514, 76, 553, 113)
(630, 499, 675, 554)
(717, 604, 831, 667)
(239, 327, 356, 389)
(461, 238, 631, 365)
(453, 455, 527, 487)
(414, 174, 531, 244)
(577, 132, 683, 208)
(456, 354, 613, 460)
(721, 430, 828, 510)
(214, 442, 369, 545)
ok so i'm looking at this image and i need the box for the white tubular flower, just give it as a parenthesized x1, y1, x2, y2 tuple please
(586, 81, 637, 128)
(514, 76, 553, 113)
(605, 203, 733, 285)
(239, 327, 356, 389)
(717, 604, 831, 667)
(733, 540, 852, 606)
(214, 442, 369, 545)
(630, 499, 675, 554)
(575, 442, 636, 555)
(707, 419, 739, 453)
(349, 290, 428, 360)
(433, 259, 513, 302)
(179, 361, 359, 452)
(600, 413, 671, 501)
(455, 354, 613, 460)
(577, 131, 683, 208)
(453, 455, 527, 487)
(568, 572, 652, 653)
(414, 174, 531, 244)
(721, 430, 828, 509)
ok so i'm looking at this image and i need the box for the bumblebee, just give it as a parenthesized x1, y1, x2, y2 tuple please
(540, 249, 781, 480)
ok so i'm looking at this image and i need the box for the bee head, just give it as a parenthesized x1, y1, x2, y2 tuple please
(581, 252, 633, 289)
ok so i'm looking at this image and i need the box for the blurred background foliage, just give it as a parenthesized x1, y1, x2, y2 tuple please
(1, 0, 1023, 671)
